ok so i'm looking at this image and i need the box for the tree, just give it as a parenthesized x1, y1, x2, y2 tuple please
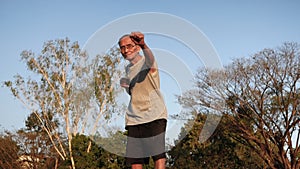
(168, 113, 264, 169)
(179, 42, 300, 169)
(4, 38, 121, 169)
(13, 112, 61, 169)
(93, 131, 127, 169)
(58, 134, 103, 169)
(0, 131, 22, 169)
(58, 133, 127, 169)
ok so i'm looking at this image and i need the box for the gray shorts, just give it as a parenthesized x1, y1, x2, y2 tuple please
(125, 119, 167, 166)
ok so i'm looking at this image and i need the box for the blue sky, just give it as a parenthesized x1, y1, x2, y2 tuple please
(1, 0, 300, 135)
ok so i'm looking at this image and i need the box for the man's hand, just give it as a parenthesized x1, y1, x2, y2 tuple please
(130, 32, 146, 48)
(130, 31, 155, 68)
(120, 77, 130, 88)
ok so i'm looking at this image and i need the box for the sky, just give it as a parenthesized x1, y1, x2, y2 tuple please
(1, 0, 300, 141)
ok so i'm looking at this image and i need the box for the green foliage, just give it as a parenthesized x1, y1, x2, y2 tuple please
(93, 131, 127, 169)
(58, 134, 126, 169)
(59, 134, 103, 169)
(168, 113, 264, 169)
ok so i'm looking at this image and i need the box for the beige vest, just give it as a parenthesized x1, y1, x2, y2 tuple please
(125, 56, 167, 126)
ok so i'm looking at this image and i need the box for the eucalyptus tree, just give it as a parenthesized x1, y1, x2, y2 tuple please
(4, 38, 121, 169)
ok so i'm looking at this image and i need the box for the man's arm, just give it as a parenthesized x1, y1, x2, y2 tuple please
(130, 32, 155, 69)
(141, 44, 155, 69)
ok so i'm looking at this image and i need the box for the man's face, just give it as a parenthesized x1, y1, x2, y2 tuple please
(119, 36, 139, 61)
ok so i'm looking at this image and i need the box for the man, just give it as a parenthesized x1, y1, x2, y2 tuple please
(119, 32, 168, 169)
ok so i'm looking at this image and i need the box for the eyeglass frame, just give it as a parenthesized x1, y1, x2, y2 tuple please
(120, 44, 136, 52)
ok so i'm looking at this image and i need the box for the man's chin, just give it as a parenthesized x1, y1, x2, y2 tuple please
(125, 54, 136, 60)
